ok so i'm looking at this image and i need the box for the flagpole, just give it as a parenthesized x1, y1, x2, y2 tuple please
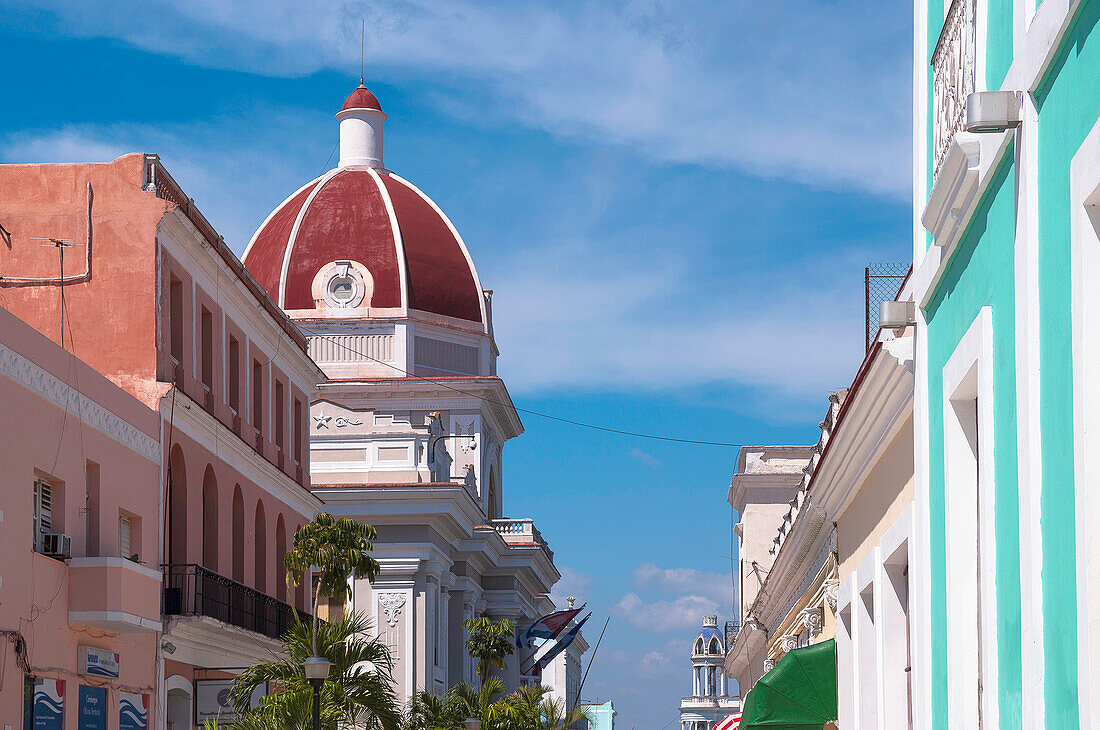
(571, 617, 610, 711)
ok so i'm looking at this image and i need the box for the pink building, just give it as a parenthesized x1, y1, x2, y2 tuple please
(0, 304, 161, 726)
(0, 153, 325, 727)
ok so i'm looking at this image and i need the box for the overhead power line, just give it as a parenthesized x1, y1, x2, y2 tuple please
(299, 328, 741, 448)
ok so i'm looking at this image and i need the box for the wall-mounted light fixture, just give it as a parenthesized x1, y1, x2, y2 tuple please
(879, 300, 917, 330)
(966, 90, 1023, 133)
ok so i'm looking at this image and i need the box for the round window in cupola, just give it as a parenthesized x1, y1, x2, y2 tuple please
(312, 260, 374, 310)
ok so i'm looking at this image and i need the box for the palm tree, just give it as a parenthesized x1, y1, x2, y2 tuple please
(229, 612, 400, 730)
(502, 685, 589, 730)
(402, 690, 462, 730)
(447, 677, 514, 730)
(462, 616, 516, 685)
(284, 512, 381, 657)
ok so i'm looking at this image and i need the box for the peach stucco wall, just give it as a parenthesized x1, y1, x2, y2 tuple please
(837, 416, 915, 578)
(0, 304, 161, 723)
(0, 153, 168, 407)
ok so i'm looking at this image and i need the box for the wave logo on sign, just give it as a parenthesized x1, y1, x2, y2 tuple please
(33, 679, 64, 729)
(119, 692, 148, 730)
(86, 652, 119, 677)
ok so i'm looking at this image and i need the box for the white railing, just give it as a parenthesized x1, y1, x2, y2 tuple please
(931, 0, 976, 179)
(491, 518, 553, 558)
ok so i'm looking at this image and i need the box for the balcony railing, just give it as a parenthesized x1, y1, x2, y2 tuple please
(162, 563, 307, 641)
(492, 518, 554, 560)
(931, 0, 976, 178)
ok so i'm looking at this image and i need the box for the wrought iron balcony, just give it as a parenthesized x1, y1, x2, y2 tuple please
(931, 0, 976, 178)
(162, 563, 308, 641)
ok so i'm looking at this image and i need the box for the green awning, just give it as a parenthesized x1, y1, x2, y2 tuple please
(738, 638, 837, 730)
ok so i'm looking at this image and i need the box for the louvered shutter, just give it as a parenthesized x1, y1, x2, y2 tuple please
(33, 480, 53, 549)
(119, 514, 132, 558)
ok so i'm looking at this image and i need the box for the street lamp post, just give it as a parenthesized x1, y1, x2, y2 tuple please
(303, 656, 333, 730)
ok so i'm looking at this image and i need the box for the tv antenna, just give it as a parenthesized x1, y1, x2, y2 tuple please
(32, 237, 76, 343)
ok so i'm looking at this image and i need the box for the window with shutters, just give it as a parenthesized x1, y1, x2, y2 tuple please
(119, 514, 132, 559)
(118, 511, 141, 562)
(33, 479, 53, 552)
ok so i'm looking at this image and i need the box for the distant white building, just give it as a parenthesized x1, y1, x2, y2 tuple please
(679, 616, 740, 730)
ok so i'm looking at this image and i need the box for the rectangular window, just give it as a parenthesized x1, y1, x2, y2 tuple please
(228, 336, 240, 412)
(118, 514, 131, 559)
(275, 380, 285, 450)
(169, 275, 184, 362)
(85, 461, 100, 557)
(294, 398, 303, 462)
(252, 360, 264, 434)
(33, 480, 53, 552)
(200, 307, 213, 389)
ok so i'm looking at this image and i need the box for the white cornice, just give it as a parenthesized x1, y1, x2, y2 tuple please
(0, 342, 160, 462)
(916, 131, 1014, 307)
(811, 341, 915, 519)
(161, 389, 322, 517)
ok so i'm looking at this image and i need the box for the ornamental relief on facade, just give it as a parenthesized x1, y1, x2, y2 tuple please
(379, 591, 406, 660)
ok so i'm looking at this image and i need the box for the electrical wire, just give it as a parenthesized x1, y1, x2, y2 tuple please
(299, 328, 741, 448)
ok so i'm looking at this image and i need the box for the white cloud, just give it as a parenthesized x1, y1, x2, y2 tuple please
(491, 240, 866, 406)
(14, 0, 912, 196)
(630, 448, 662, 469)
(615, 592, 718, 632)
(633, 563, 731, 605)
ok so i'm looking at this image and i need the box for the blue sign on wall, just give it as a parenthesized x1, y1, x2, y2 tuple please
(77, 685, 106, 730)
(32, 679, 64, 730)
(118, 692, 148, 730)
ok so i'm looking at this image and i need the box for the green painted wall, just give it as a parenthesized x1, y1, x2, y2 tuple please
(924, 150, 1023, 729)
(1033, 2, 1100, 726)
(919, 0, 1100, 725)
(987, 0, 1014, 89)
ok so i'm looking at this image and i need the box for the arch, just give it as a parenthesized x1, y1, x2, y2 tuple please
(202, 465, 219, 571)
(168, 444, 187, 565)
(166, 674, 193, 730)
(254, 500, 267, 593)
(709, 637, 721, 655)
(694, 638, 704, 655)
(232, 486, 244, 583)
(275, 514, 288, 602)
(487, 468, 499, 520)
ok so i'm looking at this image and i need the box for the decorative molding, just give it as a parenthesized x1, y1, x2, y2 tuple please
(0, 344, 159, 462)
(800, 607, 824, 640)
(824, 578, 840, 612)
(379, 592, 406, 627)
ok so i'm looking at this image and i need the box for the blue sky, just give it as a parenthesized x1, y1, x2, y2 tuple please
(0, 2, 912, 726)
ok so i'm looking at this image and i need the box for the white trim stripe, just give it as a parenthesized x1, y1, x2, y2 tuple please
(0, 344, 159, 462)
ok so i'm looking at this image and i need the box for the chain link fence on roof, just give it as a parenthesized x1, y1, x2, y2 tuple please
(864, 263, 910, 351)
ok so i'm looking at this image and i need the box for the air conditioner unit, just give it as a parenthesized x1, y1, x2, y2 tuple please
(42, 532, 72, 560)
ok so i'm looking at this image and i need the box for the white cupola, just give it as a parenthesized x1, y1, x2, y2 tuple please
(336, 82, 387, 168)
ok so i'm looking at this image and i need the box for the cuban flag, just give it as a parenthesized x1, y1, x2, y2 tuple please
(534, 612, 592, 669)
(517, 605, 586, 649)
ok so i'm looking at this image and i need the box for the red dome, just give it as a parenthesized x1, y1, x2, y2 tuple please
(243, 168, 485, 325)
(341, 84, 382, 112)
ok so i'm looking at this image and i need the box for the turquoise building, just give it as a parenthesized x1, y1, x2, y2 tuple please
(579, 700, 617, 730)
(911, 0, 1100, 727)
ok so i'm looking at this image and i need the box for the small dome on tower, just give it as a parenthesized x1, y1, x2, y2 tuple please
(342, 83, 382, 112)
(693, 616, 724, 656)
